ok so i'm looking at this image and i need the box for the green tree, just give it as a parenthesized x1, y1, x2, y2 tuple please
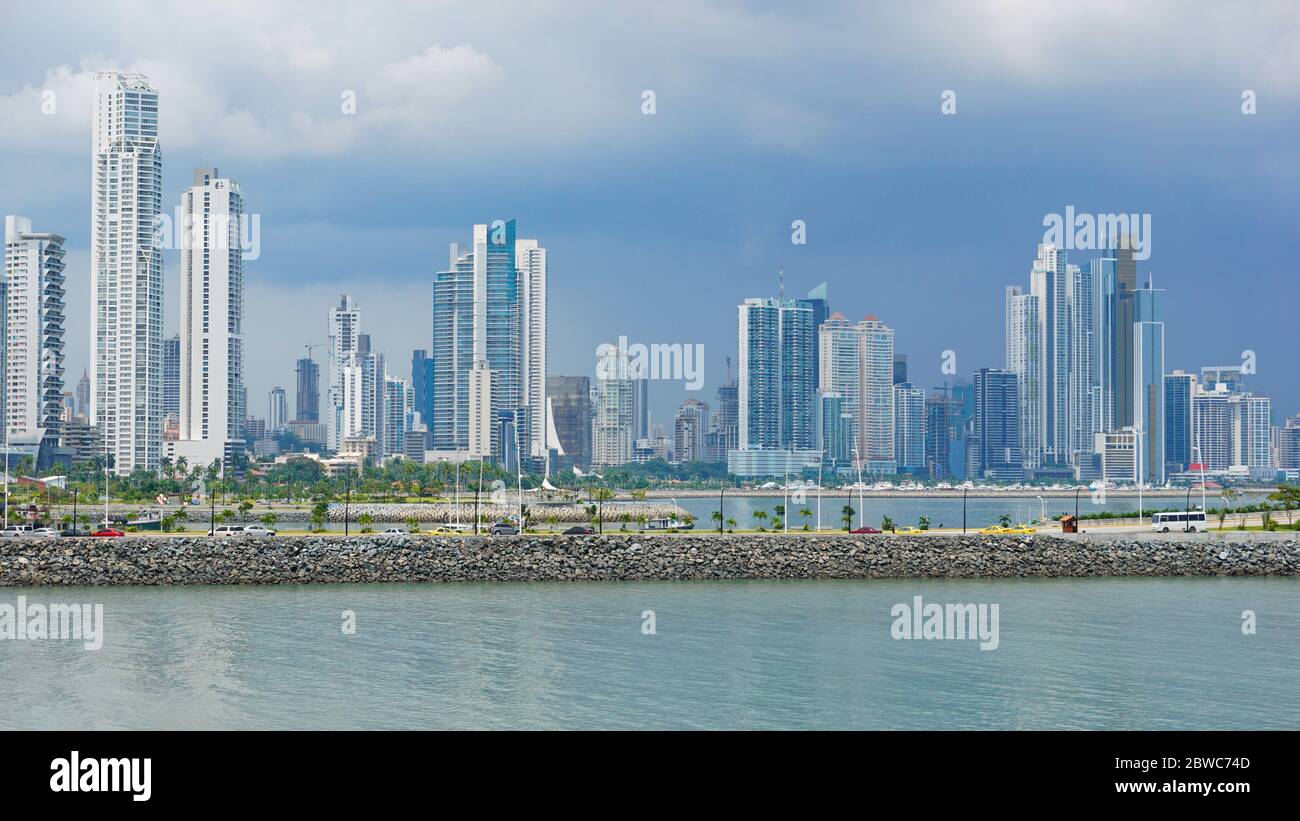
(752, 510, 768, 531)
(881, 515, 894, 533)
(260, 512, 278, 529)
(1267, 483, 1300, 525)
(799, 507, 813, 530)
(357, 512, 374, 533)
(918, 515, 930, 531)
(841, 505, 855, 531)
(725, 517, 737, 532)
(998, 513, 1012, 528)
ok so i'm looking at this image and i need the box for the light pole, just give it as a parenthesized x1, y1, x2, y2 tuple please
(1135, 425, 1144, 528)
(1035, 494, 1045, 525)
(962, 486, 968, 534)
(853, 440, 864, 529)
(344, 468, 351, 536)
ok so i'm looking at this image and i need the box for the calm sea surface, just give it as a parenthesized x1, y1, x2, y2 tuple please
(2, 577, 1296, 729)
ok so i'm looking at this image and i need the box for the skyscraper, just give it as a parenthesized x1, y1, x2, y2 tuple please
(163, 334, 180, 423)
(432, 220, 546, 465)
(1029, 244, 1071, 467)
(340, 334, 384, 462)
(737, 297, 816, 452)
(593, 347, 635, 467)
(715, 365, 739, 456)
(172, 168, 246, 469)
(893, 382, 925, 474)
(673, 399, 710, 464)
(1110, 235, 1139, 430)
(516, 238, 548, 467)
(326, 295, 361, 450)
(3, 216, 65, 452)
(411, 349, 433, 432)
(546, 375, 592, 472)
(383, 375, 409, 459)
(268, 387, 288, 434)
(1005, 284, 1041, 470)
(856, 316, 895, 473)
(295, 357, 320, 422)
(1164, 370, 1195, 476)
(801, 281, 829, 380)
(91, 71, 163, 475)
(818, 312, 860, 437)
(972, 368, 1022, 481)
(75, 370, 90, 420)
(1133, 279, 1165, 485)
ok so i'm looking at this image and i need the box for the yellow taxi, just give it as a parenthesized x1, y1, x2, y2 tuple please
(1004, 524, 1036, 535)
(979, 525, 1010, 535)
(895, 526, 924, 535)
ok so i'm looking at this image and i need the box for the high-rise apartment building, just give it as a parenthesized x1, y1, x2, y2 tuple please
(171, 168, 246, 470)
(1164, 370, 1195, 476)
(546, 375, 592, 472)
(4, 216, 65, 452)
(431, 220, 546, 466)
(326, 295, 361, 449)
(593, 347, 635, 467)
(410, 349, 433, 432)
(91, 71, 163, 475)
(268, 387, 288, 433)
(163, 334, 180, 424)
(673, 399, 710, 464)
(295, 357, 320, 422)
(1005, 284, 1041, 470)
(893, 382, 925, 474)
(972, 368, 1022, 482)
(737, 297, 816, 453)
(1133, 279, 1165, 485)
(340, 334, 384, 462)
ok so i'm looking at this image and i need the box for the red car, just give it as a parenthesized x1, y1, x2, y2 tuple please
(849, 527, 882, 534)
(91, 528, 125, 537)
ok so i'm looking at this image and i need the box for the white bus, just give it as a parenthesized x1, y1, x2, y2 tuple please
(1151, 510, 1207, 532)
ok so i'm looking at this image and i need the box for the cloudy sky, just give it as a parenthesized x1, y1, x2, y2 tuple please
(2, 0, 1298, 426)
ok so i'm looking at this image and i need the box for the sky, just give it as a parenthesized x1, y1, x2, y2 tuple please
(2, 0, 1298, 429)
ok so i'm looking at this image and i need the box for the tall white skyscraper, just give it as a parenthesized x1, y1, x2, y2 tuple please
(431, 220, 546, 466)
(268, 387, 288, 433)
(1029, 244, 1071, 467)
(593, 346, 635, 467)
(170, 168, 245, 469)
(818, 312, 860, 432)
(1005, 285, 1041, 470)
(91, 71, 163, 475)
(4, 216, 66, 451)
(326, 295, 361, 450)
(339, 333, 384, 461)
(856, 316, 894, 473)
(516, 238, 548, 466)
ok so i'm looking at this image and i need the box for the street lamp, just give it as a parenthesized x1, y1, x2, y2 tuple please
(1035, 494, 1045, 525)
(962, 486, 968, 534)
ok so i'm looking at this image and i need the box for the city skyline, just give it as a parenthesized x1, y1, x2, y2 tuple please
(1, 3, 1298, 434)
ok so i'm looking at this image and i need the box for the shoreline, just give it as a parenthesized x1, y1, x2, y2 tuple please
(2, 534, 1296, 586)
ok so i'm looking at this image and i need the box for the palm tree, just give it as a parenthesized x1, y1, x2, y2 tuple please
(260, 512, 278, 529)
(841, 505, 855, 531)
(998, 513, 1012, 528)
(881, 515, 895, 533)
(799, 507, 813, 530)
(752, 510, 768, 531)
(918, 515, 930, 531)
(725, 517, 737, 532)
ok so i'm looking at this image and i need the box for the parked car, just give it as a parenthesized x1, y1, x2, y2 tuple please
(490, 523, 519, 536)
(378, 527, 407, 538)
(30, 527, 61, 538)
(241, 524, 277, 537)
(563, 525, 595, 535)
(425, 526, 461, 535)
(91, 528, 125, 537)
(207, 525, 246, 537)
(979, 525, 1010, 535)
(1003, 524, 1035, 535)
(1, 525, 35, 538)
(849, 526, 883, 534)
(895, 526, 923, 535)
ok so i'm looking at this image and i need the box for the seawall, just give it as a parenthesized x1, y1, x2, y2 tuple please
(2, 534, 1297, 586)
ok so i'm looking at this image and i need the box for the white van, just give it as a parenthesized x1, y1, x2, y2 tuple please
(1151, 511, 1207, 532)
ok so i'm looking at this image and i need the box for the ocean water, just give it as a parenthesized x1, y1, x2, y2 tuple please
(1, 577, 1296, 730)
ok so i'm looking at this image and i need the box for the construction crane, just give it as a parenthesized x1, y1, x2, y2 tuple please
(302, 342, 325, 361)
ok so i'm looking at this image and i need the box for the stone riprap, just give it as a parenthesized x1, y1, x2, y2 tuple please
(1, 534, 1296, 586)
